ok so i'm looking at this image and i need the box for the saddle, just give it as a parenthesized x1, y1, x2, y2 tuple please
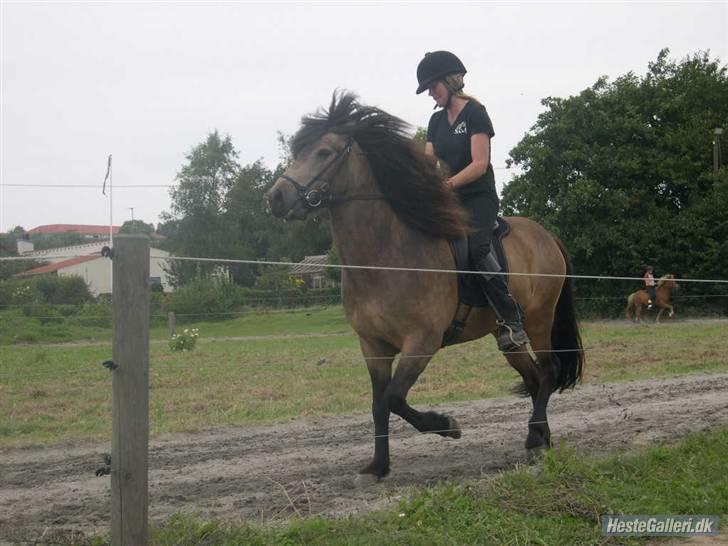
(441, 217, 511, 347)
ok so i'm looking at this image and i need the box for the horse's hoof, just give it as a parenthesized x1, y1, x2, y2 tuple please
(525, 426, 549, 451)
(526, 444, 547, 464)
(353, 472, 380, 489)
(446, 416, 462, 439)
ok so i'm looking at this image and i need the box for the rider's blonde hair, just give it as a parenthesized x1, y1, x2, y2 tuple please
(442, 73, 483, 108)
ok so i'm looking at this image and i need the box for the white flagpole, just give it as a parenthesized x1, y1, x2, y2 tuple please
(108, 155, 113, 293)
(109, 155, 113, 243)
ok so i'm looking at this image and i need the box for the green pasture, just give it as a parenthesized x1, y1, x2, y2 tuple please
(1, 306, 726, 448)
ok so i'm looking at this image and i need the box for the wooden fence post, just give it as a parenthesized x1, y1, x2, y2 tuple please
(111, 235, 150, 545)
(168, 312, 176, 337)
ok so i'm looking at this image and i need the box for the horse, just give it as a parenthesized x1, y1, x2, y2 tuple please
(266, 92, 584, 480)
(625, 274, 679, 323)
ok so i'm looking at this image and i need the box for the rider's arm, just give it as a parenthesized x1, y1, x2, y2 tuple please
(447, 133, 489, 190)
(424, 142, 438, 167)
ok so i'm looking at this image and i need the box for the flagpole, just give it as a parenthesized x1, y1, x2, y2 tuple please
(109, 155, 113, 245)
(108, 155, 113, 293)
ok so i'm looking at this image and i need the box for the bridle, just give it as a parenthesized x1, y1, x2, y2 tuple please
(279, 137, 382, 210)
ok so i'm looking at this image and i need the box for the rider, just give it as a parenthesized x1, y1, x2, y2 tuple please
(644, 265, 657, 309)
(416, 51, 529, 352)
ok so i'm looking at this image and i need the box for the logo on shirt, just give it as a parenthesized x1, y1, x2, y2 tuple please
(453, 121, 467, 135)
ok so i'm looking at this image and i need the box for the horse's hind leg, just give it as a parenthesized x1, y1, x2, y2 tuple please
(385, 336, 461, 439)
(359, 337, 397, 479)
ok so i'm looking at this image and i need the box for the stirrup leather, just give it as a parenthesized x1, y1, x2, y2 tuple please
(495, 319, 530, 352)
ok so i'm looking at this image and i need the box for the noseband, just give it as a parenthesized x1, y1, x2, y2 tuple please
(279, 137, 382, 209)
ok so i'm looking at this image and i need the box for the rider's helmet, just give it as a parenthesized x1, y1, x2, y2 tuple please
(416, 51, 467, 94)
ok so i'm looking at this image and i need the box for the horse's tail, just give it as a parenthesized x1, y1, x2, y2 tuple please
(625, 293, 633, 320)
(550, 237, 584, 392)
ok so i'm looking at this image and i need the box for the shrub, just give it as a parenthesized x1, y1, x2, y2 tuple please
(67, 303, 113, 328)
(169, 328, 199, 352)
(164, 278, 241, 317)
(32, 275, 93, 305)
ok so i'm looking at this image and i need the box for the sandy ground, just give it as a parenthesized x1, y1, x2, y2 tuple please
(1, 373, 727, 543)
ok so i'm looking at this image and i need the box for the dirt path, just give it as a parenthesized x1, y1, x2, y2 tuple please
(1, 373, 727, 542)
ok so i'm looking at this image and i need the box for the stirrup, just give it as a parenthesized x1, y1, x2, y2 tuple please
(495, 320, 530, 352)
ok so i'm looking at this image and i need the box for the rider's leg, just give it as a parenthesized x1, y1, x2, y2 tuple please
(477, 259, 530, 351)
(463, 193, 529, 352)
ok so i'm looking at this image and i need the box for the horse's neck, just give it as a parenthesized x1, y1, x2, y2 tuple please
(331, 201, 410, 265)
(328, 161, 451, 280)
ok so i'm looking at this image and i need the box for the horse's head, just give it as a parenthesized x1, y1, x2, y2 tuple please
(267, 91, 469, 237)
(266, 132, 356, 221)
(658, 274, 679, 291)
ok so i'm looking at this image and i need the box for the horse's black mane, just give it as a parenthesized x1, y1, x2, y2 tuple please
(292, 91, 469, 238)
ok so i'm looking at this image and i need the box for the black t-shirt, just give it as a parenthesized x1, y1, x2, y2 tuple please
(426, 101, 497, 198)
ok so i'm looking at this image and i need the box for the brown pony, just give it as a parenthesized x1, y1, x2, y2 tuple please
(266, 93, 584, 480)
(626, 274, 679, 323)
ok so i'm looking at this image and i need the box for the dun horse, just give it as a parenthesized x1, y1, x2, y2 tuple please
(267, 93, 584, 480)
(626, 274, 679, 323)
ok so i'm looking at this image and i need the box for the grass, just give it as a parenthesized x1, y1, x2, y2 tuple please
(76, 427, 727, 545)
(0, 305, 351, 345)
(0, 307, 726, 447)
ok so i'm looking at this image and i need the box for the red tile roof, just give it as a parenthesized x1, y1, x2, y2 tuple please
(17, 255, 101, 276)
(28, 224, 121, 236)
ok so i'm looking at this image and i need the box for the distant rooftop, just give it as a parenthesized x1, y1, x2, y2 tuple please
(290, 255, 328, 274)
(17, 255, 101, 276)
(28, 224, 121, 236)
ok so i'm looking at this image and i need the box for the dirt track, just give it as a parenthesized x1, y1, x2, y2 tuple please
(1, 373, 727, 542)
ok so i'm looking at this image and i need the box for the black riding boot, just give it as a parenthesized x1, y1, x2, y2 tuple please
(478, 272, 530, 352)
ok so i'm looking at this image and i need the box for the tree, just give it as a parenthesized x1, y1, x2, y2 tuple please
(162, 131, 241, 285)
(501, 49, 728, 298)
(119, 220, 155, 234)
(222, 159, 278, 285)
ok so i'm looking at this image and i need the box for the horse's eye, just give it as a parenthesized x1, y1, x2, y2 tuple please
(317, 148, 333, 159)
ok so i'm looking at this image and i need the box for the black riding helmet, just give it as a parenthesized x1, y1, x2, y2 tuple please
(416, 51, 467, 94)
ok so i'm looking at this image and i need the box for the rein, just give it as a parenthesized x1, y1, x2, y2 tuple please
(280, 137, 383, 209)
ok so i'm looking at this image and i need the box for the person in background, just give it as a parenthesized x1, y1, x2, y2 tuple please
(416, 50, 528, 352)
(644, 265, 657, 309)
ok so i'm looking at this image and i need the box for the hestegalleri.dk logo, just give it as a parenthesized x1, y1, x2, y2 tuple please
(601, 515, 718, 536)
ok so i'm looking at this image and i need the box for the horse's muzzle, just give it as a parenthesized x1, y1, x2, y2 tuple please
(266, 185, 287, 218)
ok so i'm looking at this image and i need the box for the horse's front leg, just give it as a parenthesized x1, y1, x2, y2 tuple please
(358, 337, 396, 480)
(668, 304, 675, 318)
(386, 338, 461, 439)
(656, 308, 664, 323)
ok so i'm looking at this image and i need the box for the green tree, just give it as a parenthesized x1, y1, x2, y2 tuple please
(162, 131, 241, 286)
(222, 160, 279, 285)
(119, 220, 155, 234)
(502, 49, 728, 298)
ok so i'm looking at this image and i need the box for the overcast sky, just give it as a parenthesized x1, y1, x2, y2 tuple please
(1, 1, 726, 233)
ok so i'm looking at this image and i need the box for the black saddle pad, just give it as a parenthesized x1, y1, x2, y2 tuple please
(448, 218, 511, 307)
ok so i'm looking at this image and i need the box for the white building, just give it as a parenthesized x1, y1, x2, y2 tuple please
(18, 240, 173, 295)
